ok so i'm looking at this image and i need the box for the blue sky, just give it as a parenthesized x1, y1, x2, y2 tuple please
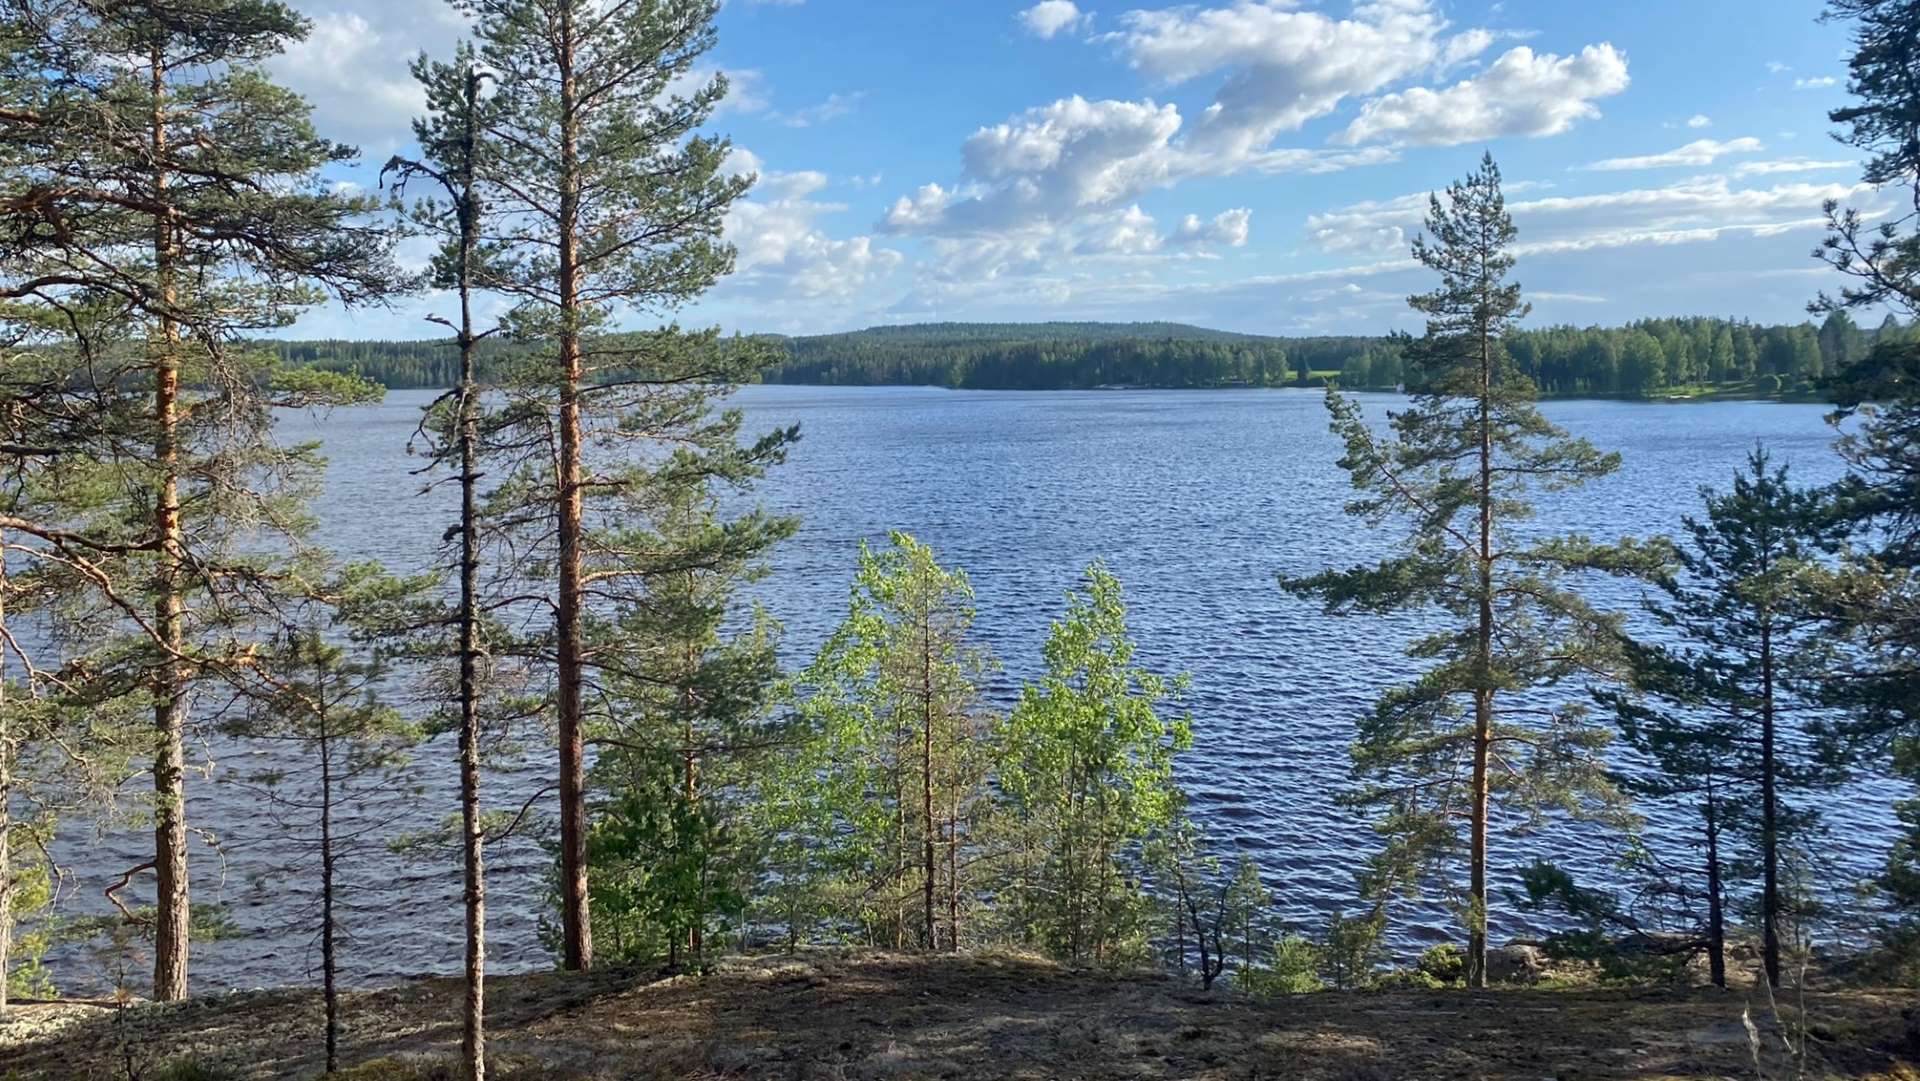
(275, 0, 1873, 340)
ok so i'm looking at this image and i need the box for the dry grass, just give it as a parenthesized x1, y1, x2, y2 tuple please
(3, 949, 1916, 1080)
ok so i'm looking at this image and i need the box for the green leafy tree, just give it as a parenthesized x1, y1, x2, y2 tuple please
(778, 533, 995, 951)
(463, 0, 766, 970)
(1284, 154, 1640, 986)
(999, 563, 1191, 964)
(0, 0, 393, 999)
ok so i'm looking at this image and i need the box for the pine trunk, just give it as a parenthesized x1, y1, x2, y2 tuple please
(553, 10, 592, 972)
(0, 525, 11, 1019)
(1467, 306, 1496, 991)
(318, 677, 338, 1075)
(1705, 789, 1726, 989)
(1759, 616, 1781, 987)
(454, 68, 489, 1081)
(149, 49, 190, 1002)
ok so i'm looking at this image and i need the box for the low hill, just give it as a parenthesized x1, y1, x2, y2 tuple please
(3, 950, 1913, 1080)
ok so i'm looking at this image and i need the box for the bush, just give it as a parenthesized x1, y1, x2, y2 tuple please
(1416, 943, 1464, 985)
(1319, 911, 1385, 990)
(1240, 933, 1325, 996)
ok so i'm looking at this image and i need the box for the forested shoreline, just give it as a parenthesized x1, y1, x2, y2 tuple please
(7, 0, 1920, 1079)
(272, 311, 1882, 399)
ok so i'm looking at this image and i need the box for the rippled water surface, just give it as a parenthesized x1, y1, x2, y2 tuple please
(44, 385, 1900, 992)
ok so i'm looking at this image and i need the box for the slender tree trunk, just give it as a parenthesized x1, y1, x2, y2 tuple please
(682, 575, 701, 963)
(317, 662, 338, 1075)
(1467, 317, 1496, 990)
(946, 785, 959, 952)
(455, 69, 489, 1081)
(921, 605, 936, 951)
(1759, 615, 1781, 987)
(0, 525, 11, 1019)
(149, 49, 190, 1002)
(1704, 787, 1726, 989)
(552, 11, 592, 972)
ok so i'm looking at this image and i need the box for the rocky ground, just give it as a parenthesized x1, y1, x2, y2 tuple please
(3, 950, 1917, 1080)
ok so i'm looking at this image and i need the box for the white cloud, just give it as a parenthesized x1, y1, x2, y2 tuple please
(1580, 137, 1763, 171)
(1732, 158, 1856, 177)
(1113, 0, 1474, 160)
(1794, 75, 1838, 89)
(1687, 114, 1711, 128)
(273, 12, 428, 154)
(1020, 0, 1092, 40)
(718, 148, 904, 305)
(774, 91, 865, 128)
(1338, 43, 1630, 146)
(1305, 176, 1872, 261)
(1174, 208, 1253, 248)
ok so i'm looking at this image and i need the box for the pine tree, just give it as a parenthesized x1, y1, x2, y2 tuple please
(463, 0, 761, 970)
(1603, 450, 1846, 986)
(0, 0, 394, 999)
(1809, 0, 1920, 968)
(1284, 154, 1640, 987)
(583, 426, 796, 966)
(382, 46, 498, 1079)
(224, 619, 417, 1073)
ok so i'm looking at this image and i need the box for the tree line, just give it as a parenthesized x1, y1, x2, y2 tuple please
(4, 2, 1920, 1081)
(274, 312, 1895, 398)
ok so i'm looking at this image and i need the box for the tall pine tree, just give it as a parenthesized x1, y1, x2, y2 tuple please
(463, 0, 767, 970)
(0, 0, 393, 999)
(1285, 154, 1640, 986)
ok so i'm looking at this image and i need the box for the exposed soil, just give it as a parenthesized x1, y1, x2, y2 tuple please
(4, 950, 1917, 1080)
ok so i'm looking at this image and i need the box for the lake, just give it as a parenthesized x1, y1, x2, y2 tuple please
(40, 385, 1902, 992)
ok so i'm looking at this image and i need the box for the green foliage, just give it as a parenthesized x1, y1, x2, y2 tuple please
(273, 314, 1879, 397)
(1318, 909, 1387, 990)
(1285, 154, 1643, 985)
(1239, 934, 1326, 997)
(1416, 943, 1465, 985)
(998, 564, 1191, 964)
(766, 533, 995, 951)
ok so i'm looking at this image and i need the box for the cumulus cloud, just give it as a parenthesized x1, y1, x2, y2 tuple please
(1174, 208, 1253, 247)
(1338, 44, 1630, 146)
(1687, 114, 1712, 128)
(718, 149, 904, 304)
(1113, 0, 1477, 160)
(1580, 137, 1764, 171)
(1020, 0, 1092, 40)
(1794, 75, 1838, 89)
(273, 11, 430, 154)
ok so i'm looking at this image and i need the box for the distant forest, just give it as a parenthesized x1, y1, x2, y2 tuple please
(271, 312, 1897, 398)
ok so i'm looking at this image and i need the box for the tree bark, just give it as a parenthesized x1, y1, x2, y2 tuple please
(453, 66, 489, 1081)
(1760, 615, 1782, 987)
(149, 47, 190, 1003)
(921, 604, 936, 951)
(317, 660, 338, 1075)
(1467, 294, 1496, 991)
(553, 7, 592, 972)
(1705, 787, 1727, 989)
(1, 525, 11, 1018)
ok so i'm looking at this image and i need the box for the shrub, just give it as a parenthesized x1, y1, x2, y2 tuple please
(1416, 943, 1464, 985)
(1240, 933, 1325, 996)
